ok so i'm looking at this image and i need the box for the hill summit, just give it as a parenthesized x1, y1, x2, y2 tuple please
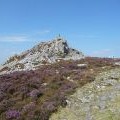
(0, 36, 84, 74)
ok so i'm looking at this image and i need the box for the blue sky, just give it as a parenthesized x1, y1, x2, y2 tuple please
(0, 0, 120, 64)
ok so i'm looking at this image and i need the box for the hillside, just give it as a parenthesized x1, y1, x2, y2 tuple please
(0, 57, 120, 120)
(0, 37, 120, 120)
(50, 67, 120, 120)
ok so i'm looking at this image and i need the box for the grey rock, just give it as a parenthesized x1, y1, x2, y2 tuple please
(115, 62, 120, 66)
(50, 68, 120, 120)
(0, 37, 84, 75)
(77, 64, 87, 68)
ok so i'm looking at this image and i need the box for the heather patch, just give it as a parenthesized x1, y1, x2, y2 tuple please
(0, 57, 118, 120)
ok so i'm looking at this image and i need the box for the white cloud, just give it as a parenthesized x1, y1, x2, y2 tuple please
(71, 33, 99, 40)
(0, 35, 29, 42)
(91, 49, 112, 57)
(77, 35, 98, 39)
(35, 30, 50, 35)
(0, 29, 51, 42)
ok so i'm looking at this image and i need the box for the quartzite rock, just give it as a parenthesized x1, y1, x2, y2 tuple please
(0, 37, 84, 74)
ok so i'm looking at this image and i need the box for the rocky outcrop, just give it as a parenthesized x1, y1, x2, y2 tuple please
(50, 68, 120, 120)
(0, 37, 84, 74)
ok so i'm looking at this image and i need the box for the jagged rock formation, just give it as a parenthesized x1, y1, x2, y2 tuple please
(0, 37, 84, 74)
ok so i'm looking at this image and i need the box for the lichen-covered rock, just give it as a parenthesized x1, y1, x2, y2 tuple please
(0, 37, 84, 75)
(50, 68, 120, 120)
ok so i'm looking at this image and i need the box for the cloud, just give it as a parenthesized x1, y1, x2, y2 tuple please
(0, 35, 29, 42)
(36, 30, 50, 35)
(77, 35, 98, 39)
(91, 49, 113, 57)
(0, 30, 51, 42)
(71, 33, 99, 40)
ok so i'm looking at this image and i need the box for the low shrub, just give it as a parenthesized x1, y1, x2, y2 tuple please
(5, 109, 20, 119)
(0, 57, 116, 120)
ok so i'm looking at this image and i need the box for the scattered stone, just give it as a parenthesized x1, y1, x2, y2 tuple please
(42, 83, 48, 86)
(115, 62, 120, 66)
(55, 70, 59, 74)
(50, 68, 120, 120)
(77, 64, 87, 68)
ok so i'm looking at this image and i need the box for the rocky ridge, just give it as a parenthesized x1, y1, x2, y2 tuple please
(0, 37, 84, 74)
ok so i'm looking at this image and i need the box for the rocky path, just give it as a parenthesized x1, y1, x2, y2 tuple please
(50, 68, 120, 120)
